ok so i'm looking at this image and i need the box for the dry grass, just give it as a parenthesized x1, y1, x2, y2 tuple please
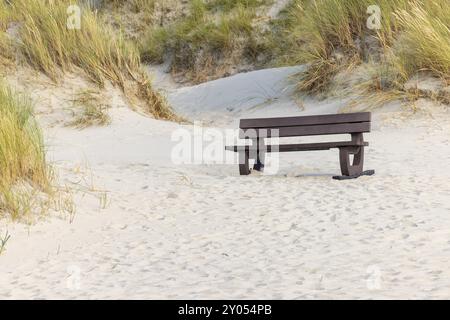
(393, 1, 450, 82)
(140, 0, 273, 83)
(136, 0, 449, 97)
(5, 0, 177, 120)
(0, 1, 14, 67)
(0, 230, 11, 255)
(272, 0, 450, 103)
(68, 89, 111, 129)
(0, 32, 14, 68)
(0, 81, 52, 220)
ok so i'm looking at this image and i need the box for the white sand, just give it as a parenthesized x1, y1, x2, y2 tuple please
(1, 67, 450, 299)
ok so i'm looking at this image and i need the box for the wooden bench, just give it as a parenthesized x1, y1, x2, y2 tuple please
(225, 112, 375, 180)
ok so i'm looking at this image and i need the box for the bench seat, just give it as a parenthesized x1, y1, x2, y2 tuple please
(225, 141, 369, 153)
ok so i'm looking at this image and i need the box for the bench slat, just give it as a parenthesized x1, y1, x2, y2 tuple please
(225, 141, 369, 153)
(239, 122, 371, 138)
(240, 112, 371, 129)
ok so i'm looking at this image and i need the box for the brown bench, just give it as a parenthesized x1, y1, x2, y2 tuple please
(225, 112, 375, 180)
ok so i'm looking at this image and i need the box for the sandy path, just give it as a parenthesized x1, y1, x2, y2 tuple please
(1, 68, 450, 299)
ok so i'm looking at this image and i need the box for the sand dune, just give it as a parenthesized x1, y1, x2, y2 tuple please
(1, 67, 450, 299)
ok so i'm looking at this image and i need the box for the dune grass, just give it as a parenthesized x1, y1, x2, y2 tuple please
(0, 1, 14, 67)
(0, 230, 11, 255)
(4, 0, 449, 109)
(0, 32, 14, 68)
(68, 89, 111, 129)
(273, 0, 450, 97)
(100, 0, 159, 37)
(0, 81, 53, 220)
(93, 0, 450, 102)
(121, 0, 157, 13)
(5, 0, 176, 120)
(140, 0, 272, 83)
(0, 0, 10, 28)
(393, 1, 450, 82)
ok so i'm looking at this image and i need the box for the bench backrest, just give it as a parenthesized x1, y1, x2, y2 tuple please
(239, 112, 371, 138)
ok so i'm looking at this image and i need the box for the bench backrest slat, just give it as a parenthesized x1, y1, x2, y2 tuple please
(238, 112, 371, 138)
(240, 112, 370, 129)
(240, 122, 371, 138)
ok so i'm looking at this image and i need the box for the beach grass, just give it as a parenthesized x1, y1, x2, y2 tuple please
(273, 0, 450, 96)
(393, 1, 450, 82)
(68, 89, 111, 129)
(140, 0, 272, 83)
(5, 0, 177, 120)
(0, 81, 53, 220)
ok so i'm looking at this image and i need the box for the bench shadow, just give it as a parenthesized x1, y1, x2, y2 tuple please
(282, 172, 336, 178)
(178, 164, 341, 179)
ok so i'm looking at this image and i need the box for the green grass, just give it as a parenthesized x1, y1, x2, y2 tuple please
(0, 1, 14, 67)
(206, 0, 272, 12)
(100, 0, 159, 37)
(0, 81, 53, 220)
(0, 230, 11, 255)
(4, 0, 449, 110)
(68, 89, 111, 129)
(140, 0, 272, 83)
(106, 0, 157, 13)
(272, 0, 450, 97)
(79, 0, 450, 101)
(5, 0, 176, 120)
(0, 32, 14, 68)
(393, 1, 450, 81)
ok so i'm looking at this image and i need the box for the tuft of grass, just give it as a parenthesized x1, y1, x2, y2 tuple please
(206, 0, 272, 12)
(393, 1, 450, 82)
(0, 0, 11, 30)
(106, 0, 157, 13)
(7, 0, 177, 120)
(0, 81, 52, 219)
(0, 32, 15, 68)
(68, 90, 111, 129)
(0, 1, 14, 67)
(0, 230, 11, 255)
(100, 0, 160, 38)
(272, 0, 449, 101)
(140, 0, 273, 83)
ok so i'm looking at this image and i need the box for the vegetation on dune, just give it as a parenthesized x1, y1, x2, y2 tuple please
(132, 0, 449, 103)
(1, 0, 177, 120)
(272, 0, 450, 99)
(108, 0, 157, 13)
(0, 0, 10, 28)
(68, 89, 111, 129)
(101, 0, 159, 37)
(1, 0, 449, 114)
(0, 33, 14, 68)
(0, 81, 52, 220)
(393, 1, 450, 81)
(140, 0, 273, 83)
(0, 1, 14, 67)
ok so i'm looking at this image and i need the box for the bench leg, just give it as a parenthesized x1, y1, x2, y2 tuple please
(340, 146, 364, 176)
(253, 150, 265, 172)
(239, 150, 251, 175)
(250, 137, 265, 172)
(334, 146, 374, 180)
(334, 133, 375, 180)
